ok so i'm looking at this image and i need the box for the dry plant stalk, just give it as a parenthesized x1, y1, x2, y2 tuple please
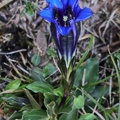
(0, 0, 14, 9)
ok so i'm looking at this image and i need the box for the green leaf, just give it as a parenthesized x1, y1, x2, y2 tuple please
(0, 77, 12, 82)
(46, 101, 57, 120)
(43, 63, 55, 77)
(58, 96, 74, 114)
(59, 106, 78, 120)
(26, 9, 34, 16)
(22, 109, 47, 120)
(74, 95, 84, 109)
(24, 89, 40, 109)
(26, 81, 54, 93)
(19, 105, 32, 112)
(5, 79, 21, 90)
(24, 0, 36, 16)
(31, 54, 41, 66)
(10, 112, 22, 120)
(30, 67, 44, 81)
(75, 36, 94, 70)
(44, 92, 60, 107)
(54, 86, 64, 97)
(114, 52, 120, 61)
(2, 96, 29, 108)
(74, 58, 99, 92)
(47, 47, 56, 58)
(78, 113, 96, 120)
(90, 85, 109, 99)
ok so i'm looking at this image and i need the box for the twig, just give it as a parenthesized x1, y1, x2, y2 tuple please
(5, 55, 23, 79)
(0, 0, 14, 9)
(17, 65, 30, 75)
(88, 105, 105, 120)
(0, 49, 27, 55)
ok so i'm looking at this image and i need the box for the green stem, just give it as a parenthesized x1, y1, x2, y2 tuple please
(59, 75, 69, 108)
(59, 64, 75, 108)
(75, 35, 94, 70)
(66, 65, 72, 83)
(109, 48, 120, 119)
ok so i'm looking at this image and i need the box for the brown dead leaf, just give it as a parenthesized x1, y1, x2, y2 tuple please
(106, 0, 112, 10)
(33, 30, 47, 56)
(0, 110, 4, 120)
(78, 34, 92, 41)
(91, 2, 104, 13)
(99, 41, 120, 53)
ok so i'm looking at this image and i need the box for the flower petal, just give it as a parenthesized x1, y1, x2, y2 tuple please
(70, 20, 76, 45)
(73, 4, 82, 17)
(38, 8, 53, 22)
(68, 0, 78, 9)
(61, 0, 68, 6)
(58, 26, 71, 36)
(62, 35, 73, 68)
(50, 23, 63, 58)
(47, 0, 63, 9)
(75, 7, 93, 22)
(59, 22, 80, 68)
(50, 21, 80, 68)
(61, 0, 78, 10)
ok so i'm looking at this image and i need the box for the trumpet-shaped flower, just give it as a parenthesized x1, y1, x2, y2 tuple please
(39, 0, 93, 68)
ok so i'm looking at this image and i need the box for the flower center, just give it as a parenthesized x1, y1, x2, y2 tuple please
(63, 16, 68, 21)
(53, 7, 74, 27)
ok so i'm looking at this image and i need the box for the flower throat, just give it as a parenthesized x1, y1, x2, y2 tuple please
(53, 6, 74, 27)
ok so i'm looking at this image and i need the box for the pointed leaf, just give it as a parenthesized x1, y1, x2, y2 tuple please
(58, 96, 74, 114)
(44, 92, 60, 107)
(24, 89, 40, 109)
(59, 106, 78, 120)
(9, 112, 22, 120)
(74, 95, 84, 109)
(26, 81, 54, 93)
(2, 96, 29, 108)
(5, 79, 21, 90)
(30, 68, 44, 81)
(22, 109, 47, 120)
(43, 63, 55, 77)
(54, 86, 64, 97)
(78, 113, 97, 120)
(74, 58, 99, 92)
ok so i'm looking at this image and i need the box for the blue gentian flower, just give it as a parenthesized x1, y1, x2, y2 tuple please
(39, 0, 93, 68)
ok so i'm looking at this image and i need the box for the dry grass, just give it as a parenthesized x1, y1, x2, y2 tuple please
(0, 0, 120, 119)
